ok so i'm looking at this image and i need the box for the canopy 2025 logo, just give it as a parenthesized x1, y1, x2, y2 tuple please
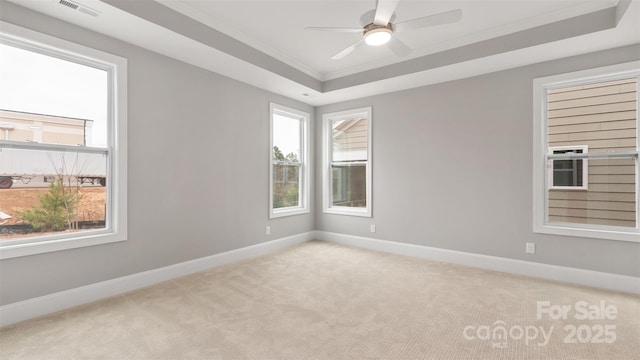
(462, 300, 618, 349)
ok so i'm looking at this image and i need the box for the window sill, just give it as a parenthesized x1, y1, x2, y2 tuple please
(270, 207, 310, 219)
(534, 223, 639, 243)
(324, 207, 372, 218)
(549, 187, 588, 191)
(0, 231, 126, 259)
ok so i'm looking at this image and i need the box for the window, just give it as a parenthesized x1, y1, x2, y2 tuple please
(269, 103, 309, 218)
(323, 107, 372, 217)
(0, 22, 127, 258)
(533, 62, 639, 242)
(549, 146, 588, 190)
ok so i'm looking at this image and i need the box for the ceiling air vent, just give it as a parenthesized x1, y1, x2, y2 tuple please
(59, 0, 79, 10)
(58, 0, 101, 17)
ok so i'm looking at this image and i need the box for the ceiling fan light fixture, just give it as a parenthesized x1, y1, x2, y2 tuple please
(364, 26, 392, 46)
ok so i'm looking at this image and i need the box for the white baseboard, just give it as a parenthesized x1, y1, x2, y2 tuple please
(0, 232, 313, 327)
(3, 230, 637, 327)
(315, 231, 640, 295)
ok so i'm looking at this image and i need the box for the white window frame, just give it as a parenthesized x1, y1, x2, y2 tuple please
(0, 22, 127, 259)
(269, 103, 310, 218)
(533, 61, 639, 242)
(548, 145, 588, 190)
(322, 107, 372, 217)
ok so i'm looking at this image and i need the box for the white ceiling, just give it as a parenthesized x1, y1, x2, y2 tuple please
(156, 0, 621, 80)
(5, 0, 640, 106)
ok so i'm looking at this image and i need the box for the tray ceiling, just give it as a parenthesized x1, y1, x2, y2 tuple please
(4, 0, 639, 105)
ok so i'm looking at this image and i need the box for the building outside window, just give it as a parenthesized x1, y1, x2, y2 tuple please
(323, 107, 372, 217)
(533, 62, 639, 242)
(0, 22, 127, 259)
(549, 145, 588, 190)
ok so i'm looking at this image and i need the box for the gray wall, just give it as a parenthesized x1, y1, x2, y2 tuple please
(315, 44, 640, 277)
(1, 1, 638, 307)
(0, 2, 314, 305)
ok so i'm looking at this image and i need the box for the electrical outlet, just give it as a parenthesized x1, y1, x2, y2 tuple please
(265, 226, 271, 236)
(370, 224, 376, 233)
(526, 242, 536, 254)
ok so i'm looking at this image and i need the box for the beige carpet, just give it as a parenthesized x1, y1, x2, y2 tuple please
(1, 240, 639, 359)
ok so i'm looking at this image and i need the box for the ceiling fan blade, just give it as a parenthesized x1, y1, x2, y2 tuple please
(331, 39, 364, 60)
(394, 9, 462, 33)
(373, 0, 399, 25)
(305, 27, 363, 33)
(387, 37, 412, 58)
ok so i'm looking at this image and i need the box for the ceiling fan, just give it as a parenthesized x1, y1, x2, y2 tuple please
(306, 0, 462, 60)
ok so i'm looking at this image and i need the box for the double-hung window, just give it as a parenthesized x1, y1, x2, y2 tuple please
(0, 22, 127, 258)
(323, 107, 372, 217)
(269, 103, 309, 218)
(533, 62, 639, 241)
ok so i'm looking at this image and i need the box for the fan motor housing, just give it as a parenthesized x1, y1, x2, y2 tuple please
(363, 23, 394, 34)
(359, 9, 396, 27)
